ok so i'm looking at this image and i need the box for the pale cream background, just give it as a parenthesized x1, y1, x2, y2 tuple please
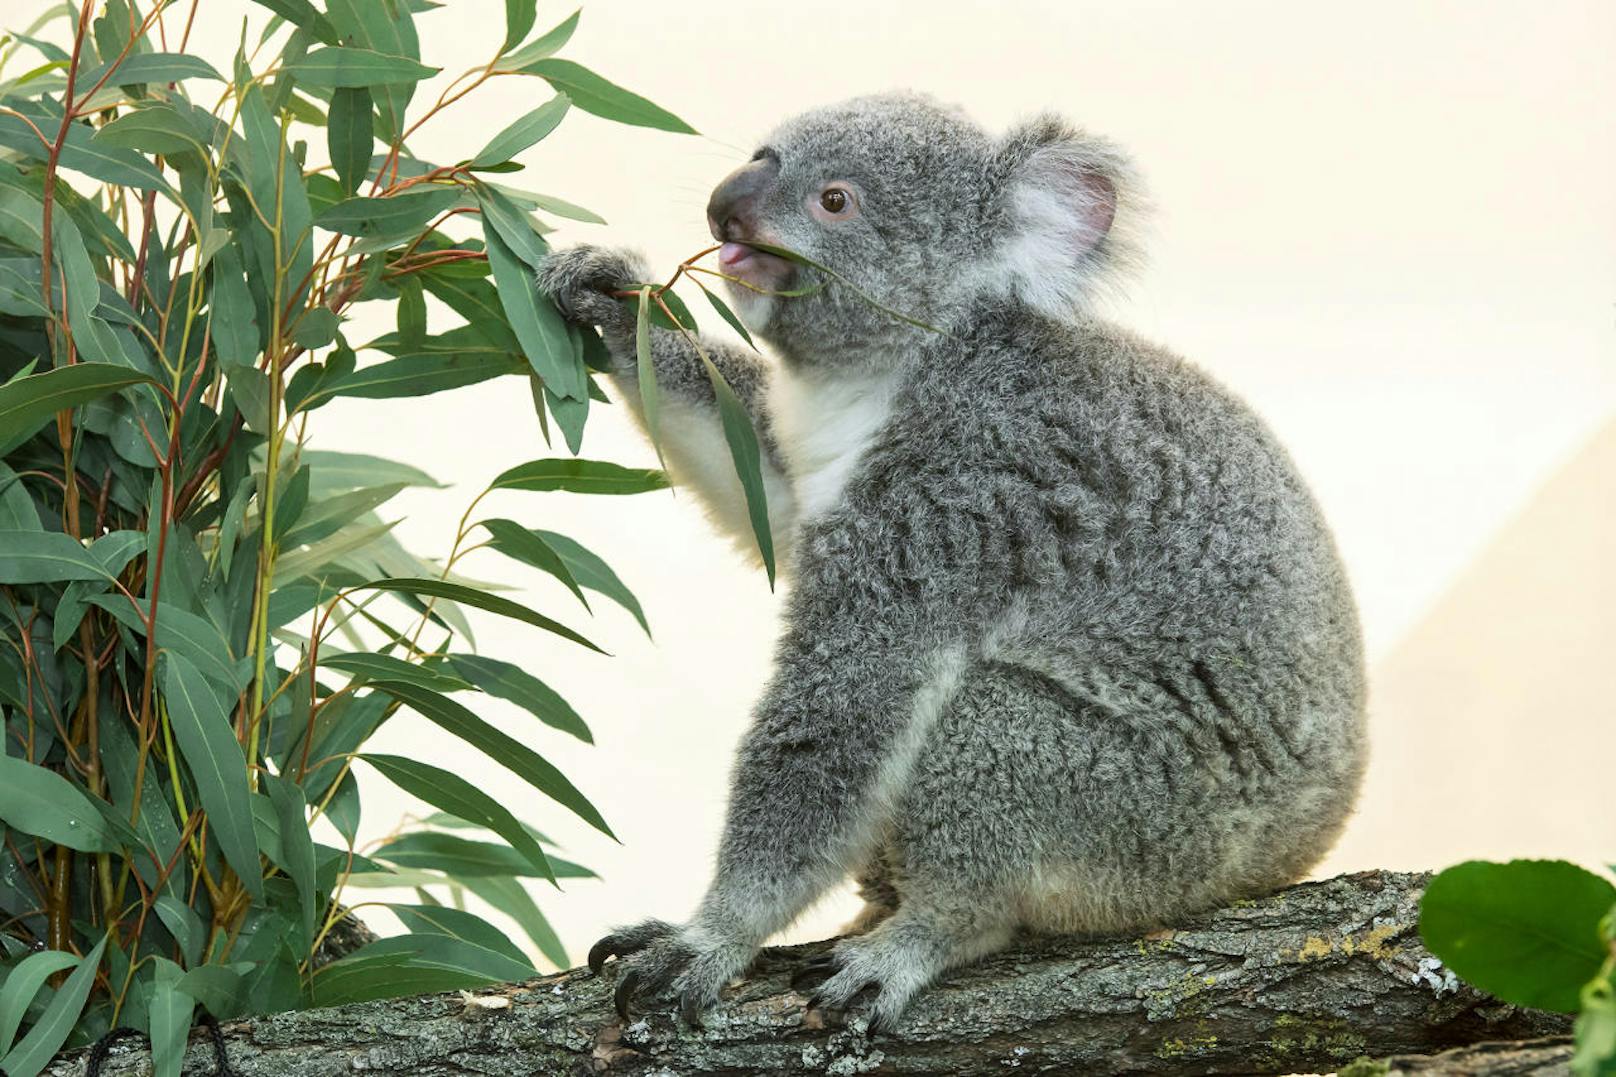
(11, 0, 1615, 965)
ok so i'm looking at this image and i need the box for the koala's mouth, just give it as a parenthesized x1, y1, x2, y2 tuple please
(718, 241, 795, 293)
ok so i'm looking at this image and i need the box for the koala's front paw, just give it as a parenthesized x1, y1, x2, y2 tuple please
(588, 917, 754, 1026)
(536, 245, 652, 330)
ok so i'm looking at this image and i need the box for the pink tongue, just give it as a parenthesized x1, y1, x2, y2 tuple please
(719, 242, 752, 268)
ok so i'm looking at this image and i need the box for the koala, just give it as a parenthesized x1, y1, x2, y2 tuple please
(537, 92, 1366, 1033)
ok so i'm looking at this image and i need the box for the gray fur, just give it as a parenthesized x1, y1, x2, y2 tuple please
(538, 91, 1366, 1033)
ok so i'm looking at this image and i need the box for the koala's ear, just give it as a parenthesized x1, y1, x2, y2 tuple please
(983, 115, 1141, 314)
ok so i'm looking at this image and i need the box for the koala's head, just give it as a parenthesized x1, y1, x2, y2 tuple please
(706, 92, 1140, 366)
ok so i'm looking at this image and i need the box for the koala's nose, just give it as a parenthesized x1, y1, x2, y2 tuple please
(706, 153, 780, 242)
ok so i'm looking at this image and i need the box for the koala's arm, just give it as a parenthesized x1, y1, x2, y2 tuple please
(537, 246, 797, 560)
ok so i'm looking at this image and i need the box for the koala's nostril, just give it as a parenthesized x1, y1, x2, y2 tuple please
(706, 154, 779, 243)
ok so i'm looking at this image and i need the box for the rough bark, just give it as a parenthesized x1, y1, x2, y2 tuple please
(1348, 1037, 1576, 1075)
(52, 871, 1570, 1076)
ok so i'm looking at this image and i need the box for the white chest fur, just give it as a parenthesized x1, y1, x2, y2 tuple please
(768, 365, 902, 521)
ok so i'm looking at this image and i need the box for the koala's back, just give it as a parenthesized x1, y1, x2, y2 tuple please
(806, 304, 1367, 922)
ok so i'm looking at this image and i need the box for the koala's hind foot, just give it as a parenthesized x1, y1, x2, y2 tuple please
(797, 900, 1014, 1035)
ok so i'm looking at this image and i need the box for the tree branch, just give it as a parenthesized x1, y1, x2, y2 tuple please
(52, 871, 1571, 1076)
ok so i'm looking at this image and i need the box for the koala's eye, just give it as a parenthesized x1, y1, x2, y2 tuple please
(807, 182, 860, 223)
(820, 188, 849, 214)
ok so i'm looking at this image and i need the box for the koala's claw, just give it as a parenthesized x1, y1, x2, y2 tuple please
(591, 918, 749, 1026)
(790, 954, 840, 991)
(587, 918, 678, 976)
(612, 970, 641, 1019)
(535, 244, 651, 332)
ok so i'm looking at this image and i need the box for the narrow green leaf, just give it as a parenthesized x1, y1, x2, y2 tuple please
(264, 773, 318, 950)
(501, 0, 538, 54)
(0, 188, 44, 253)
(327, 769, 362, 847)
(0, 755, 120, 852)
(518, 58, 695, 133)
(375, 831, 593, 880)
(479, 519, 588, 610)
(446, 653, 591, 743)
(281, 482, 407, 548)
(362, 754, 554, 879)
(460, 875, 567, 968)
(696, 279, 757, 349)
(0, 107, 168, 190)
(471, 93, 570, 168)
(483, 219, 584, 400)
(474, 181, 549, 267)
(531, 529, 648, 636)
(153, 895, 205, 967)
(0, 951, 79, 1058)
(1420, 858, 1616, 1013)
(524, 191, 604, 225)
(162, 653, 264, 901)
(321, 651, 471, 692)
(92, 104, 211, 159)
(0, 363, 155, 455)
(79, 51, 225, 88)
(328, 86, 374, 196)
(312, 935, 529, 1006)
(247, 0, 340, 42)
(0, 530, 117, 585)
(388, 903, 533, 967)
(309, 351, 525, 406)
(375, 681, 610, 840)
(696, 343, 775, 584)
(315, 186, 459, 238)
(297, 450, 442, 493)
(490, 458, 669, 495)
(287, 46, 439, 88)
(499, 9, 579, 70)
(0, 935, 107, 1077)
(149, 957, 196, 1077)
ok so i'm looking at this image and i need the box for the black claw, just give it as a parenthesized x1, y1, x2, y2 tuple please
(613, 970, 641, 1020)
(806, 991, 825, 1011)
(865, 1012, 889, 1038)
(587, 936, 618, 975)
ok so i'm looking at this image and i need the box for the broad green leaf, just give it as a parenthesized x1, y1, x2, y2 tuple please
(153, 895, 205, 967)
(375, 831, 593, 880)
(292, 307, 342, 350)
(375, 681, 611, 839)
(460, 875, 567, 968)
(491, 458, 668, 495)
(312, 934, 530, 1006)
(0, 463, 39, 531)
(326, 0, 423, 141)
(484, 220, 584, 400)
(327, 769, 362, 846)
(162, 652, 264, 901)
(446, 653, 590, 743)
(149, 957, 196, 1077)
(0, 363, 155, 455)
(328, 86, 374, 196)
(356, 576, 602, 653)
(0, 530, 117, 585)
(362, 754, 553, 880)
(287, 46, 438, 88)
(388, 903, 533, 967)
(264, 773, 318, 949)
(315, 186, 459, 238)
(697, 345, 776, 584)
(174, 963, 249, 1018)
(209, 245, 260, 367)
(0, 188, 44, 253)
(499, 9, 579, 70)
(321, 651, 471, 692)
(0, 934, 107, 1077)
(0, 106, 168, 190)
(296, 450, 442, 493)
(531, 529, 648, 636)
(309, 350, 525, 405)
(519, 58, 695, 134)
(92, 104, 211, 159)
(501, 0, 538, 54)
(0, 951, 79, 1058)
(247, 0, 340, 42)
(78, 51, 225, 89)
(0, 754, 119, 852)
(479, 518, 587, 609)
(1420, 859, 1616, 1013)
(471, 93, 570, 169)
(544, 380, 587, 455)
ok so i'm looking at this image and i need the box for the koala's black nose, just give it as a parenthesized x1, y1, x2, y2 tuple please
(707, 151, 780, 242)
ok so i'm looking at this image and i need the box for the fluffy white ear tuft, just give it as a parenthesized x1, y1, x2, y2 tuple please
(983, 115, 1143, 317)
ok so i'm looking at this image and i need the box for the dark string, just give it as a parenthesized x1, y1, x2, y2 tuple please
(84, 1014, 232, 1077)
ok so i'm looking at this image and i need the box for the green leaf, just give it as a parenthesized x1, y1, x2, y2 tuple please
(479, 518, 588, 610)
(153, 895, 205, 967)
(327, 86, 374, 196)
(445, 653, 590, 743)
(474, 181, 549, 267)
(92, 104, 211, 158)
(523, 191, 604, 225)
(297, 450, 442, 493)
(1420, 858, 1616, 1013)
(0, 530, 117, 585)
(460, 875, 567, 968)
(499, 9, 579, 70)
(519, 58, 695, 134)
(312, 934, 531, 1006)
(281, 482, 407, 548)
(471, 93, 570, 169)
(388, 903, 533, 967)
(264, 773, 319, 950)
(321, 651, 471, 693)
(544, 380, 587, 455)
(490, 458, 669, 495)
(361, 754, 554, 881)
(484, 218, 584, 401)
(697, 279, 757, 349)
(79, 50, 225, 89)
(326, 769, 362, 847)
(162, 652, 264, 901)
(531, 529, 648, 636)
(0, 755, 120, 852)
(315, 186, 459, 238)
(501, 0, 538, 54)
(357, 576, 602, 653)
(149, 957, 196, 1077)
(209, 244, 260, 367)
(697, 344, 776, 584)
(287, 46, 439, 88)
(310, 350, 525, 405)
(0, 188, 44, 253)
(248, 0, 340, 42)
(0, 363, 155, 455)
(375, 681, 611, 840)
(0, 106, 168, 190)
(174, 963, 248, 1018)
(92, 597, 252, 699)
(375, 831, 593, 880)
(0, 950, 79, 1058)
(0, 934, 107, 1077)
